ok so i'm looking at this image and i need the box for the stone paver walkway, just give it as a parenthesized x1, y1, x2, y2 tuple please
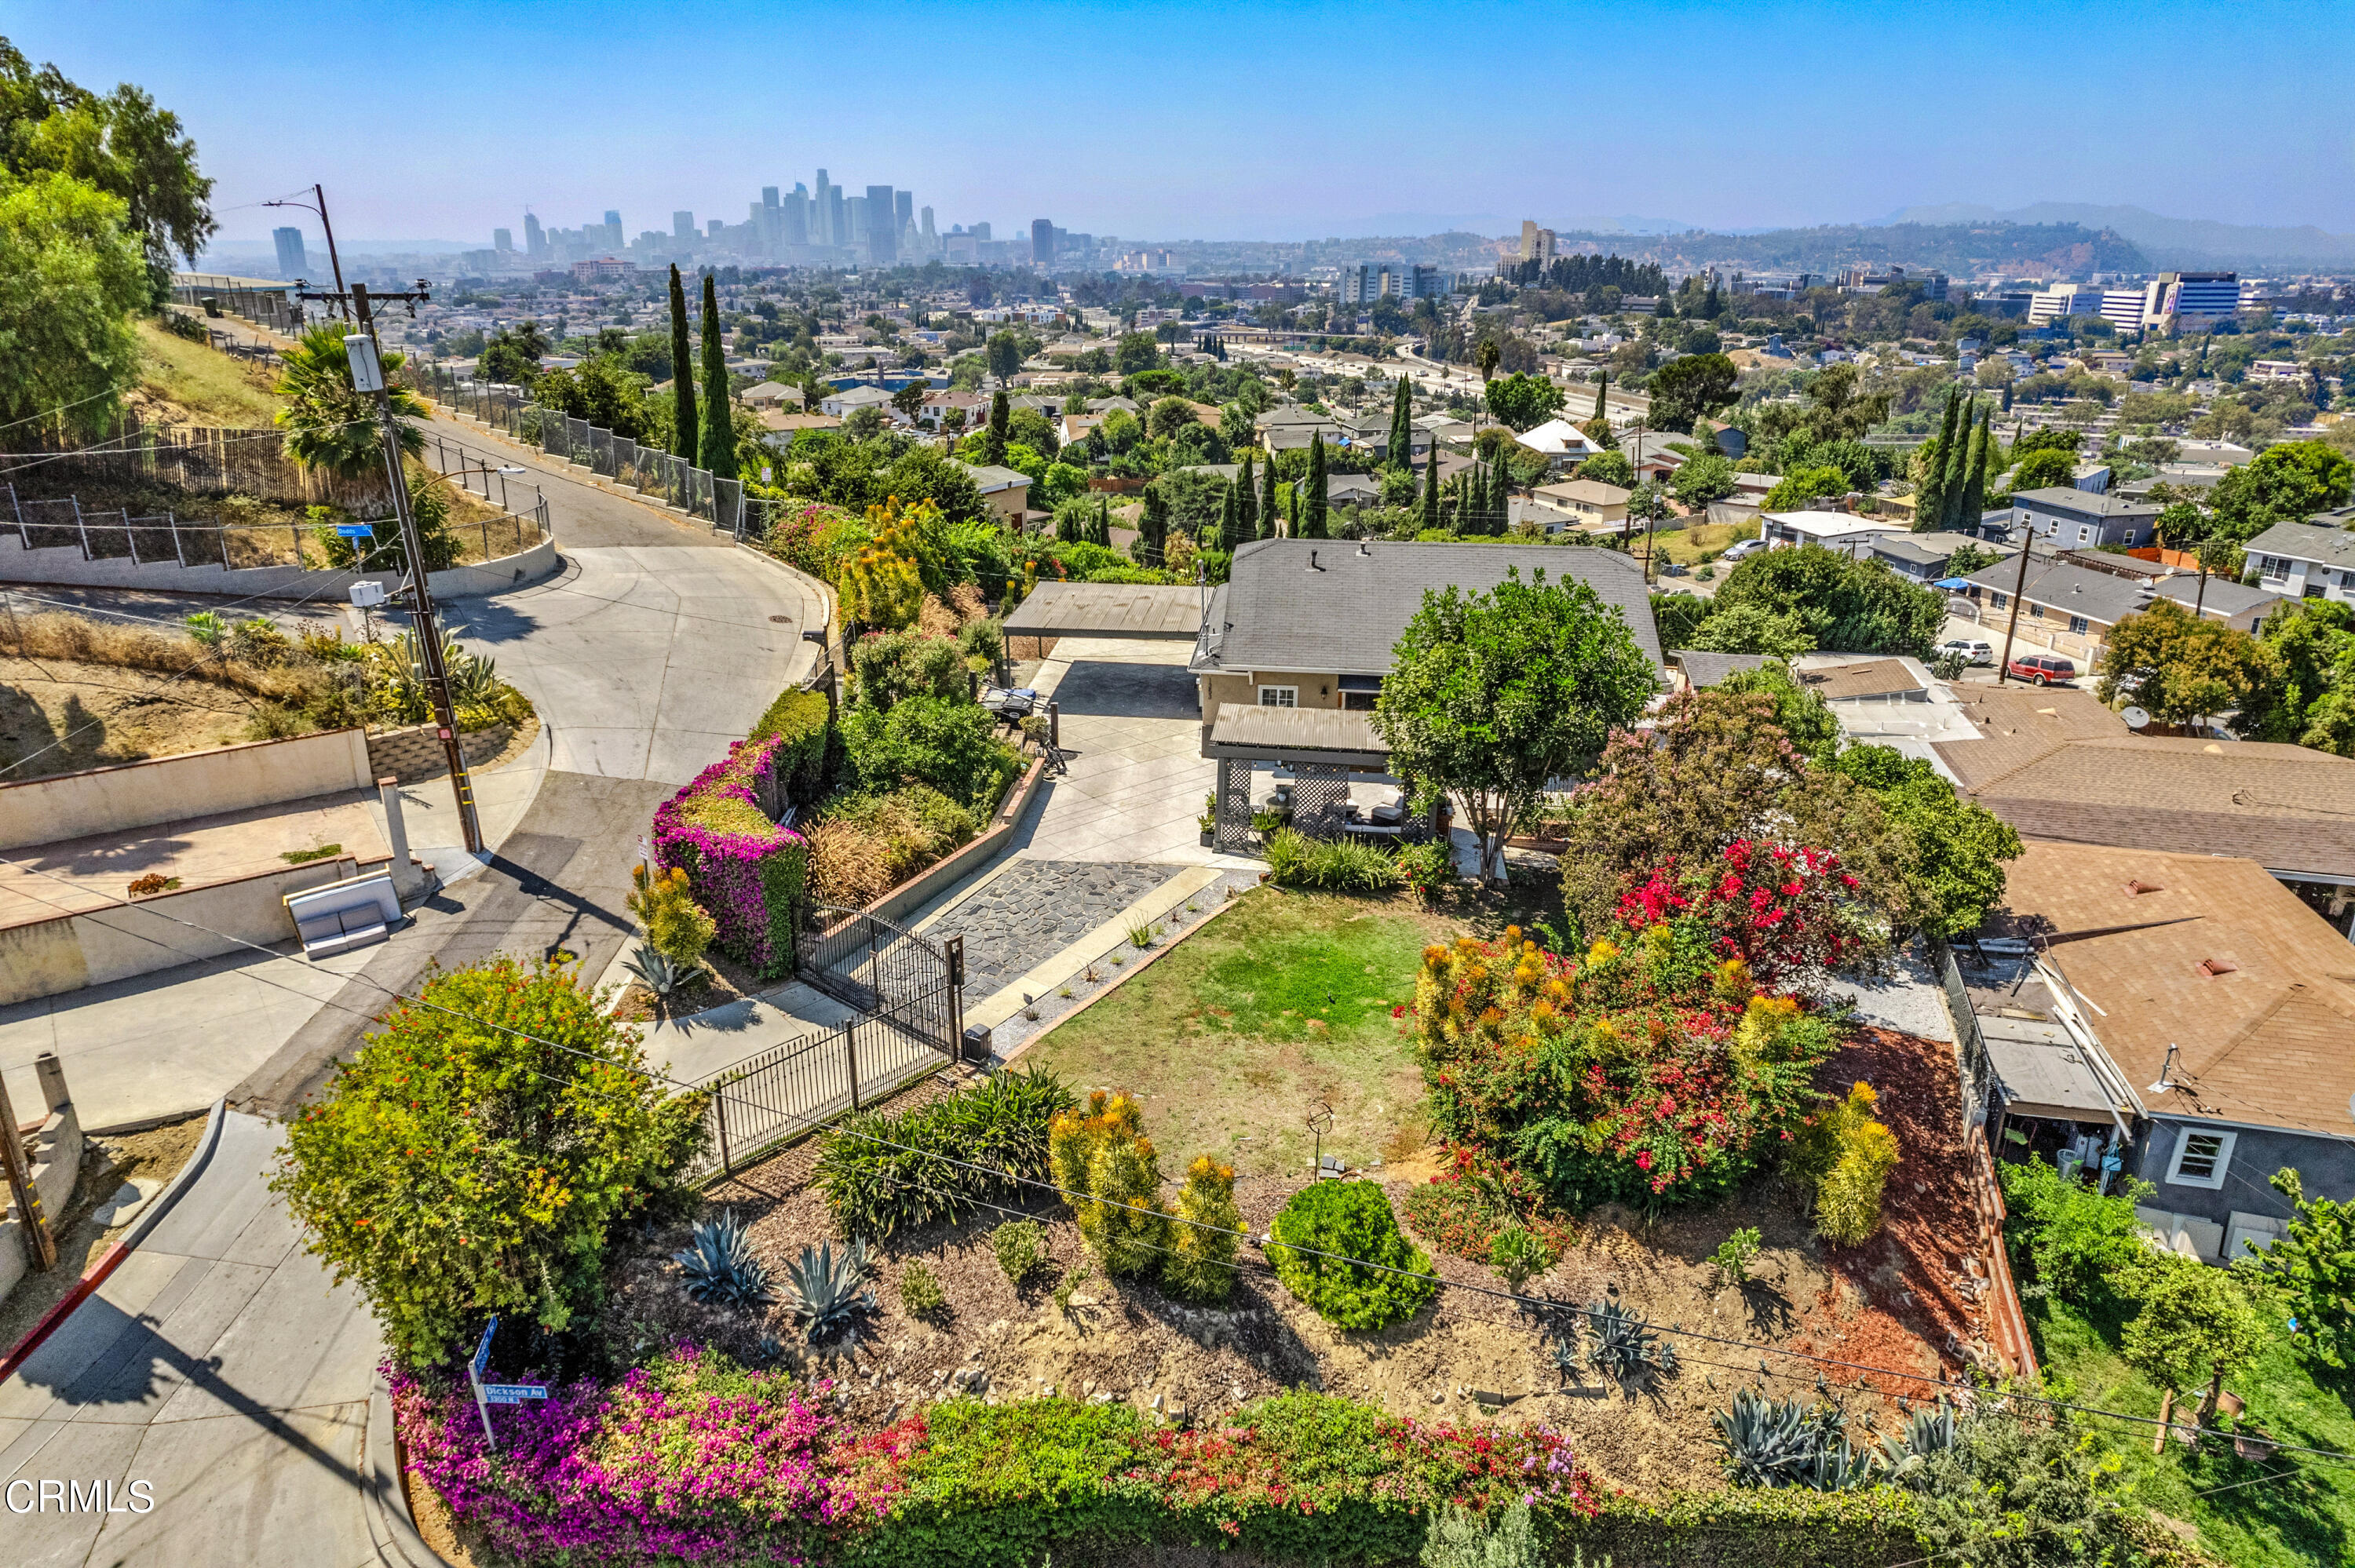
(933, 859, 1184, 1001)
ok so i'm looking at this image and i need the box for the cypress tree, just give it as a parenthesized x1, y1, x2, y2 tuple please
(698, 272, 736, 479)
(1302, 433, 1329, 538)
(1259, 448, 1280, 538)
(1594, 370, 1608, 422)
(1090, 495, 1111, 547)
(1421, 448, 1441, 533)
(1493, 454, 1513, 534)
(1140, 484, 1169, 563)
(1450, 473, 1468, 534)
(667, 264, 699, 461)
(1220, 475, 1243, 552)
(1956, 406, 1992, 528)
(2000, 382, 2013, 414)
(1915, 388, 1960, 533)
(984, 389, 1010, 465)
(1937, 396, 1976, 530)
(1386, 373, 1412, 471)
(1236, 453, 1258, 538)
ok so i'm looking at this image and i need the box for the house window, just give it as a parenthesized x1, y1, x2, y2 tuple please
(1991, 591, 2008, 609)
(1258, 685, 1298, 708)
(2165, 1128, 2236, 1190)
(2030, 603, 2046, 619)
(2068, 615, 2089, 635)
(2078, 525, 2094, 545)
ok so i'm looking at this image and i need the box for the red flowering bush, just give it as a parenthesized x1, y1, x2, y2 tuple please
(1409, 908, 1841, 1217)
(1615, 838, 1868, 986)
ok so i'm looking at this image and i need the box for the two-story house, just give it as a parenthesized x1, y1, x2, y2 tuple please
(2009, 487, 2161, 550)
(2241, 510, 2355, 604)
(1958, 555, 2281, 665)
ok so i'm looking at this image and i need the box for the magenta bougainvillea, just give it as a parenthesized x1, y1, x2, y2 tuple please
(1615, 838, 1866, 986)
(652, 737, 807, 979)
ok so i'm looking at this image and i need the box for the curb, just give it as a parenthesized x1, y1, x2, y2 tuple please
(366, 1369, 461, 1566)
(0, 1096, 225, 1384)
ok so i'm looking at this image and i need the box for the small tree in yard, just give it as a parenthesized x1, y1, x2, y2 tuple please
(1049, 1091, 1169, 1278)
(271, 956, 707, 1367)
(2119, 1252, 2269, 1424)
(2250, 1166, 2355, 1368)
(2097, 597, 2274, 732)
(1372, 567, 1656, 883)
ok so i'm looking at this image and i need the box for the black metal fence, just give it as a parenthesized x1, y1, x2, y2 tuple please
(2, 420, 386, 512)
(403, 363, 744, 538)
(685, 904, 967, 1181)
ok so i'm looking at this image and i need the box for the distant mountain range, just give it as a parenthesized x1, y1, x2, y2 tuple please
(1539, 221, 2150, 279)
(1876, 202, 2355, 269)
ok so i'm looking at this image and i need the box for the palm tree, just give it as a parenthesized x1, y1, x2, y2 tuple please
(275, 323, 425, 484)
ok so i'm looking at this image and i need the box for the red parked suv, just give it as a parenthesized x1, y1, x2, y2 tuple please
(2006, 654, 2076, 686)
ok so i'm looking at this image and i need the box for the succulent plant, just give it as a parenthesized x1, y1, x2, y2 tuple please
(1713, 1388, 1875, 1491)
(625, 943, 682, 996)
(673, 1209, 775, 1308)
(1879, 1397, 1959, 1476)
(783, 1238, 877, 1340)
(1584, 1296, 1680, 1390)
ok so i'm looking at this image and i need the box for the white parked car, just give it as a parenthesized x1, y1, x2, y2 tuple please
(1721, 537, 1766, 562)
(1935, 638, 1995, 666)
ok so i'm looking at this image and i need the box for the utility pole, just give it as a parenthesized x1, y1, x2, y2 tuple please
(1995, 528, 2039, 684)
(305, 279, 484, 855)
(265, 184, 350, 321)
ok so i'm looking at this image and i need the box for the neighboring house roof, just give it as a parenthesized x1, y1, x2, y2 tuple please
(1960, 556, 2280, 625)
(1800, 658, 1923, 702)
(1194, 539, 1663, 677)
(1003, 581, 1203, 639)
(1994, 840, 2355, 1140)
(826, 385, 894, 408)
(1765, 512, 1906, 541)
(1536, 479, 1632, 509)
(1932, 686, 2355, 882)
(1327, 473, 1383, 502)
(1671, 649, 1769, 688)
(756, 410, 842, 433)
(2010, 487, 2162, 520)
(1262, 422, 1345, 451)
(1620, 432, 1689, 468)
(743, 381, 801, 406)
(2242, 516, 2355, 570)
(957, 462, 1032, 494)
(1516, 418, 1602, 458)
(1873, 534, 2012, 571)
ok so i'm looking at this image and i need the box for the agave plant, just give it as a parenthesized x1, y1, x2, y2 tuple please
(625, 942, 683, 997)
(1879, 1398, 1959, 1478)
(673, 1209, 776, 1308)
(1585, 1296, 1680, 1391)
(783, 1238, 877, 1341)
(1713, 1388, 1875, 1491)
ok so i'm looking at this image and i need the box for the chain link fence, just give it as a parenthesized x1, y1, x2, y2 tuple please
(170, 275, 307, 336)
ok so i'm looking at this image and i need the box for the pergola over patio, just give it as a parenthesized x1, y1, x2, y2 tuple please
(1202, 706, 1400, 855)
(1002, 582, 1205, 653)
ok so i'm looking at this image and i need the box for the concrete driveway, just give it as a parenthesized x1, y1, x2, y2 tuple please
(2, 1110, 379, 1568)
(1017, 636, 1218, 866)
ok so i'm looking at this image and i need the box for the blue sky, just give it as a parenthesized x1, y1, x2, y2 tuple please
(9, 1, 2353, 246)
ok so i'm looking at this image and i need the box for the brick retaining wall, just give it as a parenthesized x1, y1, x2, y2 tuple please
(366, 722, 512, 784)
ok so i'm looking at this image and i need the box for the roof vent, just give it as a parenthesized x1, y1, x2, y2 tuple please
(2198, 957, 2239, 978)
(2125, 878, 2164, 895)
(1308, 549, 1322, 571)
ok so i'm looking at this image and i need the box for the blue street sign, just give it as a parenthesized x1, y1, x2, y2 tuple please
(483, 1384, 548, 1404)
(335, 523, 374, 538)
(473, 1316, 498, 1377)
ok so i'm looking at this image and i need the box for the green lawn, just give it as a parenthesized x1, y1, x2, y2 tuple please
(1020, 888, 1441, 1178)
(2027, 1292, 2355, 1566)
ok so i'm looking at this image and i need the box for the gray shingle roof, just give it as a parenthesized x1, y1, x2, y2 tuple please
(2011, 487, 2161, 520)
(1195, 540, 1662, 677)
(1962, 556, 2280, 624)
(1672, 650, 1769, 688)
(2242, 516, 2355, 569)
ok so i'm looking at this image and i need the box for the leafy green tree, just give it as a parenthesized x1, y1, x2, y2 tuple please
(2240, 597, 2355, 754)
(1301, 432, 1330, 538)
(2010, 447, 2076, 491)
(275, 322, 426, 482)
(1146, 394, 1198, 441)
(697, 273, 736, 478)
(0, 169, 147, 439)
(1374, 566, 1658, 882)
(1112, 330, 1160, 376)
(1670, 451, 1737, 507)
(986, 328, 1024, 386)
(891, 377, 929, 424)
(2252, 1165, 2355, 1367)
(0, 41, 215, 286)
(476, 319, 549, 390)
(1897, 1407, 2150, 1568)
(1137, 480, 1170, 562)
(1645, 352, 1739, 433)
(1912, 389, 1962, 530)
(2208, 439, 2355, 540)
(2120, 1253, 2269, 1422)
(2096, 598, 2275, 730)
(1685, 602, 1816, 658)
(980, 388, 1010, 465)
(1954, 404, 1991, 527)
(1482, 371, 1566, 433)
(1475, 335, 1501, 385)
(1712, 548, 1944, 656)
(1579, 448, 1636, 489)
(269, 955, 706, 1366)
(1762, 465, 1849, 510)
(666, 264, 698, 460)
(1831, 743, 2022, 939)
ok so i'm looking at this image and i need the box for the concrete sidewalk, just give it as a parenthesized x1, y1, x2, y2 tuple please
(0, 1110, 381, 1567)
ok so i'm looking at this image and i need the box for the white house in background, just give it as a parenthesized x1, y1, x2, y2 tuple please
(819, 385, 896, 419)
(1761, 512, 1909, 558)
(1514, 418, 1605, 474)
(2243, 511, 2355, 604)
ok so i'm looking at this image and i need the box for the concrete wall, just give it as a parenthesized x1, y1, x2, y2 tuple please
(0, 1062, 86, 1307)
(0, 729, 374, 851)
(0, 529, 558, 601)
(0, 855, 367, 1005)
(367, 721, 513, 785)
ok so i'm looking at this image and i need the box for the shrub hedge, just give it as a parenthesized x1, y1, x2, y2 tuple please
(654, 735, 809, 979)
(1266, 1180, 1437, 1330)
(811, 1068, 1075, 1238)
(747, 686, 835, 815)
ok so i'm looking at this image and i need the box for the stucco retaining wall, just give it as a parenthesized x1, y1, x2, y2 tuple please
(0, 728, 374, 851)
(0, 529, 558, 600)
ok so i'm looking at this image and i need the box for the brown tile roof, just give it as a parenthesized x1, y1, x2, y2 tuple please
(1995, 841, 2355, 1138)
(1932, 687, 2355, 880)
(1801, 658, 1922, 702)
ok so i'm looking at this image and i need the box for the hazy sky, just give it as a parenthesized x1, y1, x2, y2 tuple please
(10, 1, 2353, 247)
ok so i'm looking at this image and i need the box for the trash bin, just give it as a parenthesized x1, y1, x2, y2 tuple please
(961, 1023, 993, 1062)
